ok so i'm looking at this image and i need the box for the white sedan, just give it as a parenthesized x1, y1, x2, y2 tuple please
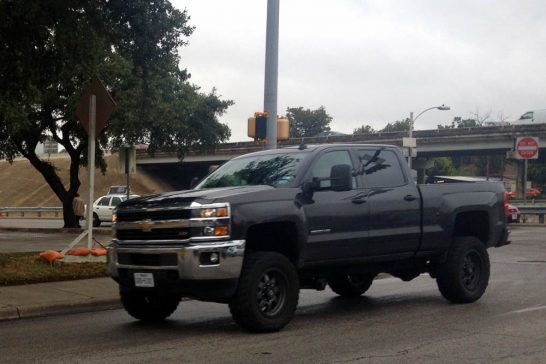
(92, 194, 139, 227)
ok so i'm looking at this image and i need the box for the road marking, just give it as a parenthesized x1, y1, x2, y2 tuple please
(509, 305, 546, 314)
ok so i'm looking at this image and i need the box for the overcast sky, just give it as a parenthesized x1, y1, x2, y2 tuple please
(172, 0, 546, 142)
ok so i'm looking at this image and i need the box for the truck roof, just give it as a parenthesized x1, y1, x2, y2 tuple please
(236, 143, 399, 158)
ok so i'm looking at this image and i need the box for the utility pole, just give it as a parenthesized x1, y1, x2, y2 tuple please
(264, 0, 279, 149)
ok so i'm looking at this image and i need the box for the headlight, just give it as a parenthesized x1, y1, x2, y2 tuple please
(199, 207, 229, 218)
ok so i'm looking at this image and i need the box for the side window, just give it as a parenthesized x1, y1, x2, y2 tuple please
(520, 112, 534, 120)
(357, 149, 406, 188)
(111, 197, 123, 206)
(311, 150, 356, 189)
(98, 197, 111, 206)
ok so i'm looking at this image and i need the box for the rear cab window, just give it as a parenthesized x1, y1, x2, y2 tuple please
(355, 148, 407, 188)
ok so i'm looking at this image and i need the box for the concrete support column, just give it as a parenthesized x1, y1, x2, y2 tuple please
(412, 158, 435, 184)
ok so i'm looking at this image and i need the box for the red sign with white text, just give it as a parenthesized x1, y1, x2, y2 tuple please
(516, 137, 539, 159)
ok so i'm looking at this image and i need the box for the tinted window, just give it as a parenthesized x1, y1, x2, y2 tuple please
(311, 150, 356, 189)
(197, 151, 310, 188)
(111, 197, 123, 206)
(98, 197, 111, 206)
(357, 149, 406, 188)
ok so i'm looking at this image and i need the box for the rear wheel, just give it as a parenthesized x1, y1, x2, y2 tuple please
(229, 252, 299, 332)
(328, 273, 375, 297)
(436, 236, 490, 303)
(120, 291, 180, 321)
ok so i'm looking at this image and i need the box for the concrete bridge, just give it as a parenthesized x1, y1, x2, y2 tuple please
(136, 124, 546, 189)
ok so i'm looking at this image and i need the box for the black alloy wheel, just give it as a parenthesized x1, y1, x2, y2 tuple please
(436, 236, 490, 303)
(229, 251, 299, 332)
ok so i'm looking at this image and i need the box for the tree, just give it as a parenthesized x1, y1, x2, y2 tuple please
(0, 1, 232, 227)
(286, 106, 332, 138)
(438, 117, 481, 129)
(353, 125, 376, 134)
(427, 157, 457, 176)
(381, 119, 411, 132)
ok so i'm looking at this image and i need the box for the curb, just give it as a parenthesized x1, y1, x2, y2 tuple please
(0, 298, 121, 322)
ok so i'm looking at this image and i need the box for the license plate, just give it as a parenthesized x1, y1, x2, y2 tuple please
(512, 213, 517, 220)
(134, 272, 155, 287)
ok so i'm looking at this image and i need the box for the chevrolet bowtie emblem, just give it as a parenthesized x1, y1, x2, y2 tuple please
(140, 219, 153, 232)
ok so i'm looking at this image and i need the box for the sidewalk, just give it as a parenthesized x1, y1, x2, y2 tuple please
(0, 278, 120, 321)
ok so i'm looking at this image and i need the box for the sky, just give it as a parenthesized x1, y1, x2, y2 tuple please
(172, 0, 546, 142)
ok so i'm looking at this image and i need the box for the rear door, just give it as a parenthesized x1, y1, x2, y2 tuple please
(356, 147, 421, 257)
(302, 148, 370, 262)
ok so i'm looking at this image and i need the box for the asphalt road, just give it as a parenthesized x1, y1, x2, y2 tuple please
(1, 225, 545, 363)
(0, 219, 112, 252)
(0, 217, 113, 230)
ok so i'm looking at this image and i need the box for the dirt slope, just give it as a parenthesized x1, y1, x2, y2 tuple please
(0, 153, 172, 207)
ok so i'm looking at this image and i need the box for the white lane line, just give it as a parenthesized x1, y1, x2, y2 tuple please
(509, 305, 546, 314)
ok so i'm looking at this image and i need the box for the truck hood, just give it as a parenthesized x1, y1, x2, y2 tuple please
(119, 185, 276, 209)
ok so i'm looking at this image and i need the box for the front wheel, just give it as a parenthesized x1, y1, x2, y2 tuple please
(229, 252, 299, 332)
(92, 213, 101, 227)
(120, 291, 180, 321)
(328, 273, 375, 297)
(436, 236, 490, 303)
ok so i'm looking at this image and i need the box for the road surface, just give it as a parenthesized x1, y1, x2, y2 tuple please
(0, 225, 545, 363)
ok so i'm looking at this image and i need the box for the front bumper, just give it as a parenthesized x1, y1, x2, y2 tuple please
(107, 239, 245, 280)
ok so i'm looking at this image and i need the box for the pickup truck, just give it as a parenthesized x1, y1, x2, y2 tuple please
(107, 144, 510, 332)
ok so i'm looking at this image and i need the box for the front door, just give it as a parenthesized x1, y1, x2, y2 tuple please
(302, 149, 370, 263)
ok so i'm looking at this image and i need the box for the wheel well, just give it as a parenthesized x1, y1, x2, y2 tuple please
(245, 222, 299, 266)
(453, 211, 489, 243)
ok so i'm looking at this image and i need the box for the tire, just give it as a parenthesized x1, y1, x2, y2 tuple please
(436, 236, 490, 303)
(229, 252, 299, 333)
(120, 291, 180, 322)
(92, 213, 101, 227)
(328, 273, 375, 297)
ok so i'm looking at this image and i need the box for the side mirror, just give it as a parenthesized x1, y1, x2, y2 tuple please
(330, 164, 352, 191)
(301, 180, 316, 199)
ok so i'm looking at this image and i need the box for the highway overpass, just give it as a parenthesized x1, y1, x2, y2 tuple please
(136, 124, 546, 189)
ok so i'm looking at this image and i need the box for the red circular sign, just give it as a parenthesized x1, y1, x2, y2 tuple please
(516, 137, 539, 159)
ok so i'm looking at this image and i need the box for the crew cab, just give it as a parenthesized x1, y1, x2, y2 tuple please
(107, 144, 509, 332)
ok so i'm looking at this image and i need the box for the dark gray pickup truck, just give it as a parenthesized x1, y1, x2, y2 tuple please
(107, 144, 510, 332)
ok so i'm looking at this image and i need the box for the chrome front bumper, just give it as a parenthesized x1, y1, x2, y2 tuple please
(107, 240, 245, 280)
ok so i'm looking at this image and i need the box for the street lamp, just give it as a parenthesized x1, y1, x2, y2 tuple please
(407, 104, 450, 169)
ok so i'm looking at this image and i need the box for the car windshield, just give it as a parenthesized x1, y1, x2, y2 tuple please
(196, 151, 310, 189)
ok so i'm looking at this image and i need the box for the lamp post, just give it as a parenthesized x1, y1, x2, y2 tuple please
(407, 104, 450, 169)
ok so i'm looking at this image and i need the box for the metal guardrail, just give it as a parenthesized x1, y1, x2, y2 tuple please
(0, 207, 63, 218)
(517, 206, 546, 224)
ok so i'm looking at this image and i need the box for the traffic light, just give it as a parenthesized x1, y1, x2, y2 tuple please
(255, 112, 268, 140)
(247, 112, 289, 142)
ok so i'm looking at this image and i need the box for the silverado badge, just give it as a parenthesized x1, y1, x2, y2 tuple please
(139, 219, 153, 232)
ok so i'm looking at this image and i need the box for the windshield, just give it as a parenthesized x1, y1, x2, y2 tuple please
(196, 151, 310, 189)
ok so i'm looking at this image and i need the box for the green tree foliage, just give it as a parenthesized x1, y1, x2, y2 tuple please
(528, 155, 546, 187)
(286, 106, 332, 138)
(0, 1, 232, 227)
(438, 117, 482, 129)
(353, 125, 376, 134)
(427, 157, 457, 176)
(381, 119, 411, 132)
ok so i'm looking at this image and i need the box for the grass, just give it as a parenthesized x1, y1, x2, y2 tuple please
(0, 252, 108, 286)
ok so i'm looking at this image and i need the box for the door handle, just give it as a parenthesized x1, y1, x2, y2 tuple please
(404, 195, 417, 201)
(352, 198, 367, 204)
